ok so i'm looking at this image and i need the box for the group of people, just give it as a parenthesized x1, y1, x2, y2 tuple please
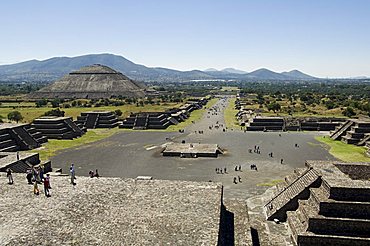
(233, 176, 242, 184)
(215, 167, 227, 174)
(89, 169, 100, 178)
(32, 173, 51, 197)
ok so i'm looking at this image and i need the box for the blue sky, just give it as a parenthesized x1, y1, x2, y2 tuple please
(1, 0, 369, 77)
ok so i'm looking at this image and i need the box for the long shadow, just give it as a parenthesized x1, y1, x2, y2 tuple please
(251, 227, 260, 246)
(218, 204, 235, 246)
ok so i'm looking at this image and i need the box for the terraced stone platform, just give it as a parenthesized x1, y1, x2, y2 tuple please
(32, 116, 85, 139)
(0, 176, 223, 245)
(0, 123, 45, 151)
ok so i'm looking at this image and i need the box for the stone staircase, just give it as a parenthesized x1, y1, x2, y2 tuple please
(358, 133, 370, 146)
(133, 115, 148, 130)
(340, 121, 370, 145)
(85, 113, 99, 129)
(24, 125, 48, 144)
(11, 127, 40, 149)
(264, 168, 320, 221)
(330, 120, 354, 140)
(64, 118, 84, 135)
(288, 185, 370, 245)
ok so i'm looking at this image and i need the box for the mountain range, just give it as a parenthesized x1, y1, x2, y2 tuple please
(0, 53, 317, 82)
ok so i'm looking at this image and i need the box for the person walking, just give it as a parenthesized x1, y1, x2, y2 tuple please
(33, 181, 39, 195)
(44, 174, 51, 197)
(26, 169, 33, 184)
(70, 163, 76, 185)
(7, 168, 14, 184)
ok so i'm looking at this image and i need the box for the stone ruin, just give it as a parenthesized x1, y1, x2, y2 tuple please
(120, 112, 177, 130)
(120, 98, 208, 130)
(32, 116, 85, 139)
(0, 152, 51, 173)
(330, 119, 370, 146)
(162, 143, 223, 158)
(246, 117, 285, 131)
(0, 123, 47, 152)
(264, 160, 370, 245)
(76, 111, 119, 129)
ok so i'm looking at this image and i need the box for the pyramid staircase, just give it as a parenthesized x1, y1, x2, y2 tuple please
(264, 167, 320, 221)
(24, 125, 48, 144)
(85, 113, 99, 129)
(287, 183, 370, 245)
(133, 115, 149, 130)
(330, 120, 354, 140)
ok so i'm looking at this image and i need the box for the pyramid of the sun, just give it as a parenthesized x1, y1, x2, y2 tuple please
(30, 64, 146, 99)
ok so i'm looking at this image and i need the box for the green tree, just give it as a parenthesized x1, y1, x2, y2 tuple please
(342, 107, 356, 117)
(35, 99, 48, 108)
(44, 108, 65, 117)
(51, 99, 60, 108)
(114, 109, 123, 116)
(8, 111, 23, 123)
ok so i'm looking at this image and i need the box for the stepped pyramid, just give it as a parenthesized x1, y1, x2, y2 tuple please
(30, 64, 147, 99)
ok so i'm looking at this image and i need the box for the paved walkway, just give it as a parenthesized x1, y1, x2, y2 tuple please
(51, 97, 336, 201)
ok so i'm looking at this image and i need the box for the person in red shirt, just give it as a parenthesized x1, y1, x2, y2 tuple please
(44, 174, 51, 197)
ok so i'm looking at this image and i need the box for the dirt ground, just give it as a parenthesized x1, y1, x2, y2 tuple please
(51, 97, 336, 200)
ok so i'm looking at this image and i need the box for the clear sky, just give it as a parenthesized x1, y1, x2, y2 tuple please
(1, 0, 369, 77)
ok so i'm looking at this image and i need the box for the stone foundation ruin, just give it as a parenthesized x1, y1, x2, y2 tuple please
(162, 143, 223, 158)
(264, 160, 370, 245)
(0, 123, 46, 151)
(76, 111, 119, 129)
(32, 116, 85, 139)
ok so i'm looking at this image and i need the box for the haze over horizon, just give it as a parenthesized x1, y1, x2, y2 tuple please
(1, 0, 369, 78)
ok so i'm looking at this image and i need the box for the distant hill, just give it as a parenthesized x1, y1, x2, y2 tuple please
(245, 68, 288, 80)
(281, 69, 315, 79)
(221, 68, 247, 74)
(0, 53, 317, 82)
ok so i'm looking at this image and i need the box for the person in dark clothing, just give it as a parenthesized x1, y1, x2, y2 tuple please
(26, 169, 33, 184)
(7, 169, 13, 184)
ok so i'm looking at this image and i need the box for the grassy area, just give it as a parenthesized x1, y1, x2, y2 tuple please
(29, 128, 120, 161)
(166, 98, 218, 132)
(315, 136, 370, 162)
(224, 97, 239, 130)
(257, 179, 284, 187)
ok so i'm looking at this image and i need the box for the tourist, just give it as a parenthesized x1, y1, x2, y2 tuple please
(238, 176, 241, 182)
(44, 174, 50, 197)
(16, 151, 20, 161)
(95, 169, 100, 178)
(70, 163, 76, 185)
(7, 168, 14, 184)
(235, 166, 238, 171)
(281, 159, 284, 164)
(239, 165, 242, 171)
(89, 170, 94, 178)
(220, 169, 223, 174)
(26, 169, 33, 184)
(39, 167, 44, 182)
(32, 167, 38, 183)
(33, 181, 39, 195)
(224, 167, 227, 173)
(233, 177, 237, 184)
